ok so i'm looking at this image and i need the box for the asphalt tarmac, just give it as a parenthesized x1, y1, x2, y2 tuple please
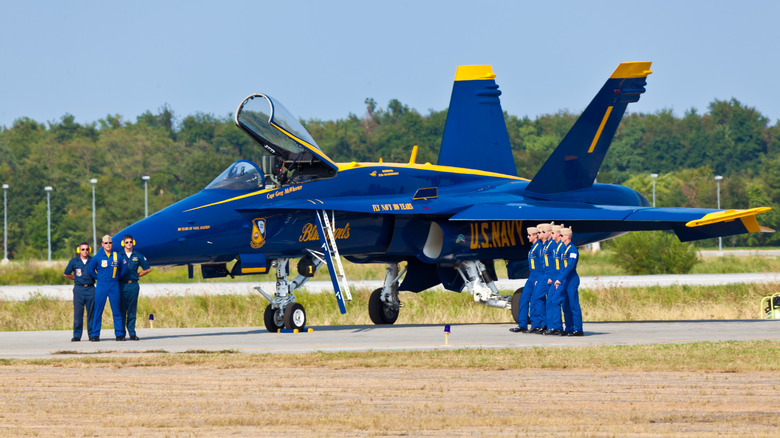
(1, 319, 778, 359)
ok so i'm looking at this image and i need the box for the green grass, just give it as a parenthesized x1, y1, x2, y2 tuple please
(2, 281, 776, 331)
(2, 250, 777, 286)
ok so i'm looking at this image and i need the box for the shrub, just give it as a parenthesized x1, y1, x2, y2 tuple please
(607, 231, 699, 274)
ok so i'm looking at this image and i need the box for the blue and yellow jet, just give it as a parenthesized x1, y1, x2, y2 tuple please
(116, 62, 772, 332)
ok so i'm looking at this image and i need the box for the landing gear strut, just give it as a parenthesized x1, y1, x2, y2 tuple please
(368, 263, 405, 324)
(256, 255, 323, 332)
(456, 260, 512, 309)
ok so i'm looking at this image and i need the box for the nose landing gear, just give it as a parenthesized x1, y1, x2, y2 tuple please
(256, 257, 317, 332)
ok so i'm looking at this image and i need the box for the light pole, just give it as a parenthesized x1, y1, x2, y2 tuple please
(142, 175, 150, 217)
(650, 173, 658, 207)
(90, 178, 97, 255)
(2, 184, 8, 263)
(44, 186, 52, 262)
(715, 175, 723, 251)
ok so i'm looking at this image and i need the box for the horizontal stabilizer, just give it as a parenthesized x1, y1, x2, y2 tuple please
(527, 62, 652, 194)
(437, 65, 517, 176)
(685, 207, 771, 230)
(449, 203, 772, 240)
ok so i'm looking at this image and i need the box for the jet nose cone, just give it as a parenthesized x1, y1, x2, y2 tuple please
(115, 213, 176, 265)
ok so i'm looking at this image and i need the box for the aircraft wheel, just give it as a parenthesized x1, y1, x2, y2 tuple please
(283, 302, 307, 331)
(264, 304, 284, 333)
(511, 288, 523, 323)
(368, 288, 399, 325)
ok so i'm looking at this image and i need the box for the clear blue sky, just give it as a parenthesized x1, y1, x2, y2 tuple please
(2, 0, 778, 129)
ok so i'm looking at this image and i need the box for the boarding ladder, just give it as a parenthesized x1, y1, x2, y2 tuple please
(315, 210, 352, 312)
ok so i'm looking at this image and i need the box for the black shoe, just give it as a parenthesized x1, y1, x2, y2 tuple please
(543, 329, 563, 336)
(528, 327, 542, 334)
(71, 337, 80, 342)
(89, 337, 99, 342)
(567, 330, 584, 337)
(509, 327, 528, 333)
(129, 335, 140, 341)
(116, 336, 126, 341)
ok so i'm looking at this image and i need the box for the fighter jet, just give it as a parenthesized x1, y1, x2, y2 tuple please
(116, 62, 772, 332)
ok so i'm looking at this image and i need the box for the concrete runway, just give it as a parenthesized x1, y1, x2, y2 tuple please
(1, 319, 778, 359)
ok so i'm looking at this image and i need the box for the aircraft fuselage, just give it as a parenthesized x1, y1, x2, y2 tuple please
(117, 162, 648, 271)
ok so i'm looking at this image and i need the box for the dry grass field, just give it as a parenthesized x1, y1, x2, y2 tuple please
(1, 343, 779, 436)
(1, 366, 777, 436)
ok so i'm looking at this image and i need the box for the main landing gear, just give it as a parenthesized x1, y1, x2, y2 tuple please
(456, 260, 512, 310)
(368, 263, 406, 324)
(255, 255, 323, 332)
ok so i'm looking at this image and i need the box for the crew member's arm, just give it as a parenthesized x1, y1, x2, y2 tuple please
(63, 260, 75, 281)
(87, 256, 98, 278)
(557, 246, 579, 289)
(138, 255, 151, 277)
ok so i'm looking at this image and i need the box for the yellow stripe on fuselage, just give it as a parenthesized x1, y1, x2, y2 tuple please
(184, 187, 277, 212)
(338, 162, 529, 181)
(184, 162, 527, 212)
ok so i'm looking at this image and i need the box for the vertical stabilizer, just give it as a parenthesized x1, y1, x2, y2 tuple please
(437, 65, 517, 176)
(526, 62, 652, 194)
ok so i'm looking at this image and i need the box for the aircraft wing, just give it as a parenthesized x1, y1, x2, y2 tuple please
(449, 203, 773, 241)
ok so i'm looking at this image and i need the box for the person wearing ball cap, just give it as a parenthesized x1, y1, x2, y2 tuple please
(554, 227, 583, 336)
(543, 224, 567, 335)
(87, 234, 127, 341)
(510, 226, 541, 333)
(528, 223, 553, 333)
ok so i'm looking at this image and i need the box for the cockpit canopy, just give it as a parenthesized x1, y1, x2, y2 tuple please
(234, 94, 338, 186)
(205, 160, 264, 190)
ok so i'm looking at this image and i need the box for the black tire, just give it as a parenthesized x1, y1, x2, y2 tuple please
(283, 302, 306, 331)
(264, 304, 284, 333)
(511, 288, 523, 323)
(368, 287, 399, 325)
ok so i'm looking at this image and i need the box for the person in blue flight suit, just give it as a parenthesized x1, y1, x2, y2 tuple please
(118, 234, 151, 341)
(529, 223, 552, 333)
(554, 227, 583, 336)
(63, 242, 96, 342)
(510, 226, 540, 333)
(87, 234, 127, 341)
(544, 224, 567, 335)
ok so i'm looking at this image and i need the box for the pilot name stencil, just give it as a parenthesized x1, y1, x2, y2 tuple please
(266, 185, 302, 200)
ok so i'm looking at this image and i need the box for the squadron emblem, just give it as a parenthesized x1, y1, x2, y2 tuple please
(251, 218, 266, 249)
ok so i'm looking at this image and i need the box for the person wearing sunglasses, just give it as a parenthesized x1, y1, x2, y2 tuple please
(87, 235, 127, 341)
(63, 242, 96, 342)
(117, 235, 151, 341)
(510, 226, 540, 333)
(554, 227, 583, 336)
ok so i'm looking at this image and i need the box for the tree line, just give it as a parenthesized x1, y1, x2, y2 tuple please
(0, 97, 778, 260)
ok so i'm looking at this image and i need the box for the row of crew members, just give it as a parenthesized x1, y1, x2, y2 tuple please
(63, 234, 151, 342)
(510, 223, 583, 336)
